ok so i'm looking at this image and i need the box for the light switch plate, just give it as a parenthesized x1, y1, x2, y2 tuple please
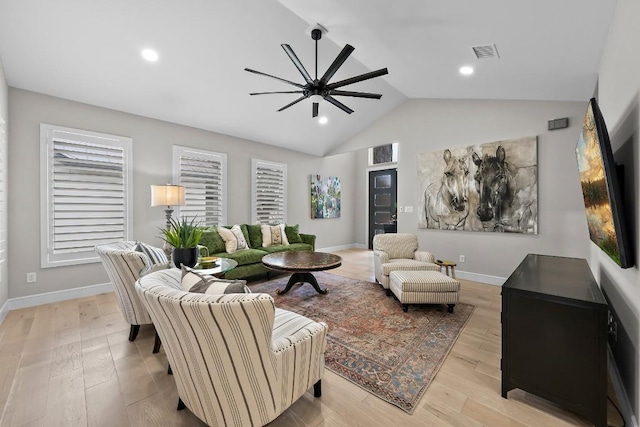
(398, 207, 404, 213)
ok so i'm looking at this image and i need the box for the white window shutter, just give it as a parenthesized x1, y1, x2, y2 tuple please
(40, 124, 132, 268)
(252, 159, 287, 224)
(173, 146, 227, 227)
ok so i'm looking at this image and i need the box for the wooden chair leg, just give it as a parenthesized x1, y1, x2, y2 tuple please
(152, 331, 161, 353)
(128, 325, 140, 341)
(177, 398, 185, 410)
(313, 380, 322, 397)
(168, 364, 172, 375)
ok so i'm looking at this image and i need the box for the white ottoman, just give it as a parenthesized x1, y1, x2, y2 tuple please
(389, 270, 460, 313)
(380, 260, 440, 293)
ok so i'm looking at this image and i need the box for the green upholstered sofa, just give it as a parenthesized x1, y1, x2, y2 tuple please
(198, 224, 315, 280)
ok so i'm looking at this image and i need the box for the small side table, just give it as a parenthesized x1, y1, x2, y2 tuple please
(194, 258, 238, 278)
(435, 259, 457, 279)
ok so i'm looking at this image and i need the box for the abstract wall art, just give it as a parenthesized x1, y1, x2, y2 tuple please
(418, 136, 538, 233)
(311, 175, 341, 219)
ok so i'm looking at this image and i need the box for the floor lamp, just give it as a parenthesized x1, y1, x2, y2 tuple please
(151, 184, 186, 257)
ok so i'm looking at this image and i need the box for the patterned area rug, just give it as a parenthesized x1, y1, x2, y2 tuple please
(250, 272, 475, 414)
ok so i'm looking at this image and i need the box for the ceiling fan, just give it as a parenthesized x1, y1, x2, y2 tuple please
(245, 27, 389, 118)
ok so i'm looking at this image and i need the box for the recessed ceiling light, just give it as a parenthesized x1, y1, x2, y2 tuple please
(459, 66, 474, 76)
(318, 116, 328, 125)
(142, 49, 159, 62)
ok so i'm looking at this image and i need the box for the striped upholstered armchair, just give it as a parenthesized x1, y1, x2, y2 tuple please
(95, 241, 168, 349)
(135, 268, 328, 427)
(373, 233, 440, 294)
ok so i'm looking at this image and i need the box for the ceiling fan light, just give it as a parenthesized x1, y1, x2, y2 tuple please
(310, 94, 323, 103)
(318, 116, 328, 125)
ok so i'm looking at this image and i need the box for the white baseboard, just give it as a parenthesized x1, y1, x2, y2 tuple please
(609, 346, 639, 427)
(317, 243, 360, 253)
(456, 270, 505, 286)
(7, 282, 113, 311)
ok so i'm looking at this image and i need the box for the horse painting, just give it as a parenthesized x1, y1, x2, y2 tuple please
(423, 149, 470, 230)
(418, 136, 537, 233)
(471, 145, 537, 233)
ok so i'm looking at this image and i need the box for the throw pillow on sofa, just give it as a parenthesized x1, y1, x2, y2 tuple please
(245, 224, 263, 249)
(285, 224, 303, 244)
(217, 225, 249, 253)
(199, 227, 226, 254)
(181, 265, 249, 294)
(134, 242, 168, 265)
(261, 223, 289, 247)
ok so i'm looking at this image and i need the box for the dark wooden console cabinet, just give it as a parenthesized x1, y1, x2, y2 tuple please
(501, 254, 608, 427)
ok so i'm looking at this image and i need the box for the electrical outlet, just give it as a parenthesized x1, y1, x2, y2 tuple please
(609, 319, 618, 342)
(405, 206, 414, 213)
(398, 206, 404, 213)
(26, 272, 37, 283)
(459, 255, 465, 263)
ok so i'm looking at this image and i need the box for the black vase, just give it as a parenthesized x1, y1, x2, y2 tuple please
(172, 247, 198, 268)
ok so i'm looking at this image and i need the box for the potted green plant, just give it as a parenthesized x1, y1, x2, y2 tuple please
(160, 216, 203, 268)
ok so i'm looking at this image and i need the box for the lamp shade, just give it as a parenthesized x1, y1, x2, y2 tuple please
(150, 184, 186, 207)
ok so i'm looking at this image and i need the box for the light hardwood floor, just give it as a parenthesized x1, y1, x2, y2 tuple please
(0, 249, 610, 426)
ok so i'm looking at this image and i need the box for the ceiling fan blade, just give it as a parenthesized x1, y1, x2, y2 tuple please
(326, 68, 389, 90)
(312, 102, 319, 118)
(245, 68, 305, 88)
(320, 44, 355, 84)
(277, 95, 307, 112)
(249, 91, 304, 95)
(324, 95, 354, 114)
(330, 90, 382, 99)
(281, 44, 313, 84)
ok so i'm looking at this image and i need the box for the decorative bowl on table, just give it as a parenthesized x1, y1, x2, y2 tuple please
(198, 256, 220, 269)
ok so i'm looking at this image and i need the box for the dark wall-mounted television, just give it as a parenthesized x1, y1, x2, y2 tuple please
(575, 97, 633, 268)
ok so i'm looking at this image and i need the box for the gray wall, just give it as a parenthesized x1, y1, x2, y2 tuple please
(0, 57, 7, 308)
(7, 88, 357, 299)
(595, 0, 640, 419)
(342, 99, 592, 280)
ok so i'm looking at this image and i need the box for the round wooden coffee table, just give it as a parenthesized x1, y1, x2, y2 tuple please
(262, 252, 342, 295)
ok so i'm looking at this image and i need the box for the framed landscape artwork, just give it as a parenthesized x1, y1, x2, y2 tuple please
(575, 98, 633, 268)
(418, 136, 538, 233)
(311, 175, 341, 219)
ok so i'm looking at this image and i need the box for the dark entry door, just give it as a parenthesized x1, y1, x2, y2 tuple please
(368, 169, 397, 249)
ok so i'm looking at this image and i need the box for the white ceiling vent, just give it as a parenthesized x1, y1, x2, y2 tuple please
(471, 44, 500, 59)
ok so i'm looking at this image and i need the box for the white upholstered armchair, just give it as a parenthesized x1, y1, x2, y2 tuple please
(135, 268, 328, 427)
(95, 241, 168, 350)
(373, 233, 440, 294)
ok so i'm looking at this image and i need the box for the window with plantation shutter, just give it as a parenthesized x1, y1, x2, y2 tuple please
(40, 124, 132, 268)
(173, 145, 226, 227)
(251, 159, 287, 224)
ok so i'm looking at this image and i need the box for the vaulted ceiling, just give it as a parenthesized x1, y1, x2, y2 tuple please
(0, 0, 617, 156)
